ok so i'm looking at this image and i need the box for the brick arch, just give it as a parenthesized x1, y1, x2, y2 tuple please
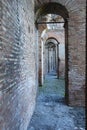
(35, 0, 86, 106)
(35, 2, 69, 23)
(36, 2, 69, 105)
(45, 37, 59, 45)
(35, 0, 84, 16)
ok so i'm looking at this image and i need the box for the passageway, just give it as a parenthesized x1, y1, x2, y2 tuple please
(27, 71, 85, 130)
(0, 1, 86, 129)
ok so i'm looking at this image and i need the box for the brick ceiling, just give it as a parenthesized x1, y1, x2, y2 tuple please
(35, 0, 69, 23)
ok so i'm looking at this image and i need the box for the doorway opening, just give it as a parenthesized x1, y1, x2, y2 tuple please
(35, 2, 69, 104)
(37, 11, 68, 104)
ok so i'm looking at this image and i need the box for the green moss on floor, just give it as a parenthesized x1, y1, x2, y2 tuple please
(39, 74, 65, 97)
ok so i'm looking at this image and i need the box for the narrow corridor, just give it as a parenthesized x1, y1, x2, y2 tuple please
(27, 71, 85, 130)
(0, 1, 86, 129)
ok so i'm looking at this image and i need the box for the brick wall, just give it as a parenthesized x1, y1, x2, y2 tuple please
(68, 1, 86, 106)
(0, 0, 37, 130)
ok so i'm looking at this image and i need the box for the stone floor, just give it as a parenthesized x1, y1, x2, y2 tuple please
(27, 71, 85, 130)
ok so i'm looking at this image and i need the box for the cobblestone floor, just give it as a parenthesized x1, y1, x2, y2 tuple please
(27, 71, 85, 130)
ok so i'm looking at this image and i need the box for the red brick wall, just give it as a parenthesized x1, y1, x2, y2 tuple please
(0, 0, 37, 129)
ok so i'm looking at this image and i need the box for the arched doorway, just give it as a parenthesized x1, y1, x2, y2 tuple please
(45, 37, 59, 78)
(35, 2, 69, 104)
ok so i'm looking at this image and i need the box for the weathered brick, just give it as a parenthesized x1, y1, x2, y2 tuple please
(0, 0, 86, 129)
(0, 0, 37, 130)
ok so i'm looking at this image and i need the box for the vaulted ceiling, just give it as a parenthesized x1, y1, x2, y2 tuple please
(35, 1, 69, 23)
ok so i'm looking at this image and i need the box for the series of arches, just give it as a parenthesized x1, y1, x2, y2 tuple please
(35, 1, 86, 106)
